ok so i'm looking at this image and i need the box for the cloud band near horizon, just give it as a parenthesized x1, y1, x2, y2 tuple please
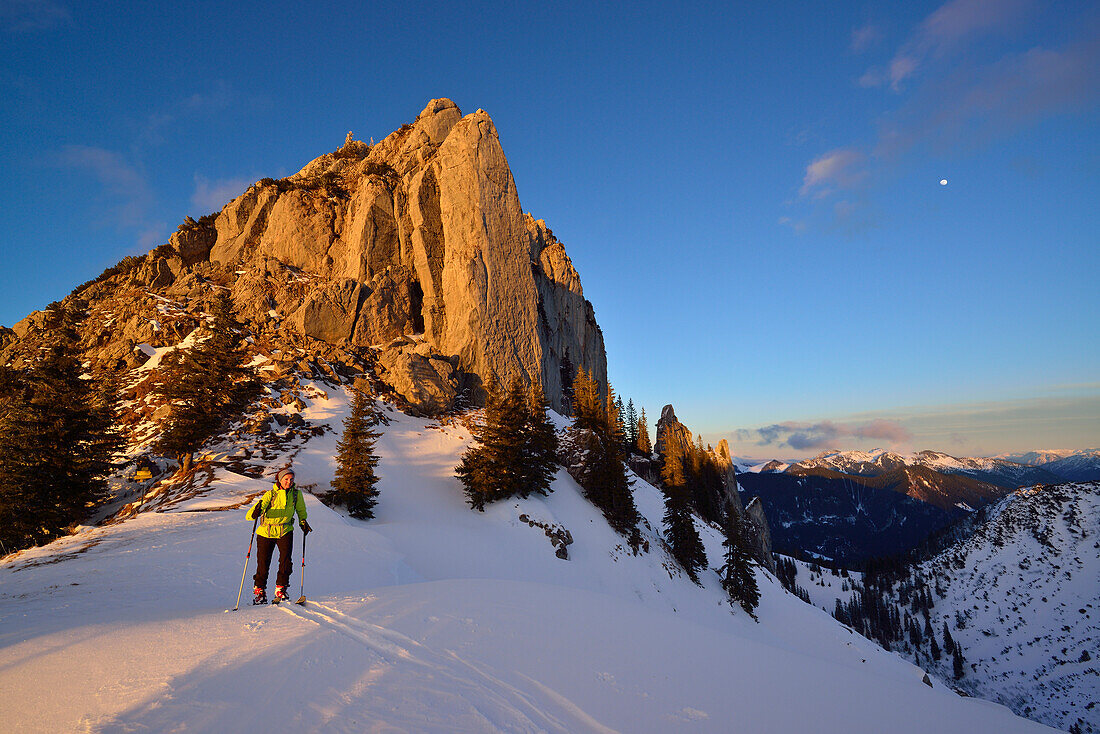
(738, 418, 912, 451)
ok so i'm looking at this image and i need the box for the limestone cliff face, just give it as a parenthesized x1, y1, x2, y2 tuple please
(654, 405, 695, 462)
(206, 98, 604, 412)
(711, 438, 746, 517)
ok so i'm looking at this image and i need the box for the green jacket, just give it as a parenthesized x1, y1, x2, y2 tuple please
(248, 483, 308, 539)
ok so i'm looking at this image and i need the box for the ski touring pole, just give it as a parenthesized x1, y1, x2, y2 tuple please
(295, 531, 307, 605)
(231, 515, 260, 612)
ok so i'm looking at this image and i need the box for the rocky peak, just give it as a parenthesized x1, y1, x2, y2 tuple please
(654, 403, 750, 524)
(654, 404, 694, 460)
(7, 99, 607, 416)
(207, 99, 605, 414)
(714, 438, 733, 465)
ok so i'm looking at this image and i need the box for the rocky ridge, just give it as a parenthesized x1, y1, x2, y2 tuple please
(3, 99, 604, 417)
(652, 404, 775, 573)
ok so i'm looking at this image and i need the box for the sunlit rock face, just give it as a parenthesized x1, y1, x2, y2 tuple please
(206, 98, 605, 412)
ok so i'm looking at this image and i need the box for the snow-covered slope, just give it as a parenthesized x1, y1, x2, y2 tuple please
(913, 482, 1100, 732)
(990, 449, 1100, 481)
(995, 449, 1082, 466)
(786, 481, 1100, 733)
(0, 389, 1055, 733)
(1042, 451, 1100, 482)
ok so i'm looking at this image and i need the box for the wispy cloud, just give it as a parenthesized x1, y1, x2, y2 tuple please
(877, 33, 1100, 157)
(47, 79, 260, 250)
(55, 145, 152, 226)
(785, 0, 1095, 228)
(191, 174, 251, 215)
(737, 419, 913, 451)
(880, 0, 1033, 90)
(777, 215, 807, 234)
(0, 0, 70, 32)
(800, 148, 867, 197)
(183, 79, 238, 113)
(53, 145, 165, 248)
(850, 23, 883, 53)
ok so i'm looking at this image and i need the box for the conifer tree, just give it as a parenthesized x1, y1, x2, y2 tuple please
(943, 621, 955, 656)
(930, 631, 941, 661)
(456, 376, 558, 511)
(625, 399, 637, 451)
(562, 370, 641, 548)
(330, 385, 382, 519)
(636, 407, 652, 455)
(719, 500, 760, 617)
(559, 350, 575, 416)
(952, 642, 966, 679)
(614, 395, 626, 447)
(0, 303, 119, 551)
(660, 435, 707, 583)
(522, 382, 561, 493)
(155, 292, 260, 473)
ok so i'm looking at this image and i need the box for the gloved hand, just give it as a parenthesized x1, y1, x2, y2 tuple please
(300, 520, 312, 534)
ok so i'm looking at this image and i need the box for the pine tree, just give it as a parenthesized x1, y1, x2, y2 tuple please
(0, 303, 119, 551)
(330, 385, 382, 519)
(660, 434, 707, 583)
(636, 407, 652, 455)
(522, 382, 561, 493)
(943, 621, 955, 656)
(614, 395, 626, 448)
(456, 376, 558, 511)
(155, 292, 260, 473)
(624, 399, 638, 451)
(719, 501, 760, 617)
(561, 370, 640, 548)
(930, 632, 941, 661)
(952, 642, 966, 679)
(559, 350, 575, 416)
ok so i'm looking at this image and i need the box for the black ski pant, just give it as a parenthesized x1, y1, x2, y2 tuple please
(253, 533, 293, 589)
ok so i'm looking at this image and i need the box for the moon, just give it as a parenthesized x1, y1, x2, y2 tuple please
(939, 179, 948, 186)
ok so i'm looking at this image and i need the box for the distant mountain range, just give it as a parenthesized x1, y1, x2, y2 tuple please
(736, 471, 964, 565)
(742, 448, 1100, 486)
(733, 448, 1100, 565)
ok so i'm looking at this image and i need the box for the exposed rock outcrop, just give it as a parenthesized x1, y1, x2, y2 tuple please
(710, 438, 746, 518)
(655, 404, 694, 460)
(2, 99, 606, 418)
(202, 98, 605, 413)
(744, 497, 777, 573)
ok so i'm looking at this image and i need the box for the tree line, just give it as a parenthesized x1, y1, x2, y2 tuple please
(455, 365, 759, 617)
(0, 303, 119, 553)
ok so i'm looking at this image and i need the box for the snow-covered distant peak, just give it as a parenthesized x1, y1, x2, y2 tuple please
(992, 449, 1080, 466)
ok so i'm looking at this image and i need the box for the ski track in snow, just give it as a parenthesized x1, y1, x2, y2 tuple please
(277, 599, 603, 733)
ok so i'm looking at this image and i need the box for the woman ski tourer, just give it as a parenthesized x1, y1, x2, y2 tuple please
(249, 467, 311, 604)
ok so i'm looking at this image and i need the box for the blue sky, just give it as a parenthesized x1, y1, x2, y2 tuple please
(2, 0, 1097, 457)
